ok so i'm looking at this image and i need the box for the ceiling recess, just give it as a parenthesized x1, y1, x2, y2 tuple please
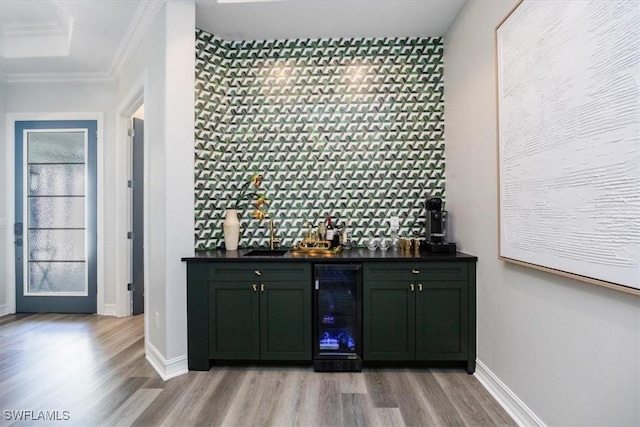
(1, 0, 73, 59)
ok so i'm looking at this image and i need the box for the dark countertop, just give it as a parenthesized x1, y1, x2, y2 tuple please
(182, 247, 477, 262)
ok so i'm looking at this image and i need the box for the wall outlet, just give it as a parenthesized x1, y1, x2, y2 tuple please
(390, 216, 400, 230)
(154, 312, 160, 330)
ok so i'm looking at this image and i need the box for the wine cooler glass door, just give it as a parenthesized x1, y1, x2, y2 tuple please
(314, 264, 362, 358)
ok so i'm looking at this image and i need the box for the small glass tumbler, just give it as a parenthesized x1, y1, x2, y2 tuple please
(390, 230, 399, 250)
(366, 237, 379, 251)
(379, 238, 390, 251)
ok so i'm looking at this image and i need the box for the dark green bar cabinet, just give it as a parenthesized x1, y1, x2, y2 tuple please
(183, 249, 476, 373)
(363, 261, 476, 373)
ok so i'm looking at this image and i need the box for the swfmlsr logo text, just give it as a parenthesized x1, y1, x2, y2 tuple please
(4, 410, 70, 421)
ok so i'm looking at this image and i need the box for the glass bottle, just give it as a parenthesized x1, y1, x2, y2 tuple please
(342, 219, 352, 250)
(318, 222, 326, 242)
(325, 216, 335, 248)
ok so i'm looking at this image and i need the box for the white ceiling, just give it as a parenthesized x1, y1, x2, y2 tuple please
(0, 0, 466, 83)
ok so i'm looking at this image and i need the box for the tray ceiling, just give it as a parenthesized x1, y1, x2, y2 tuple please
(0, 0, 465, 82)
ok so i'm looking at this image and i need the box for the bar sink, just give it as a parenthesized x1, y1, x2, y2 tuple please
(243, 249, 289, 256)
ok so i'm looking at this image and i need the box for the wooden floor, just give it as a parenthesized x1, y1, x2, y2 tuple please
(0, 314, 515, 427)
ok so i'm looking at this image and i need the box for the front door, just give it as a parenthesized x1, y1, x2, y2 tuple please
(14, 120, 97, 313)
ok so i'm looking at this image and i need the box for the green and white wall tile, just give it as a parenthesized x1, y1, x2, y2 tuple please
(195, 29, 445, 250)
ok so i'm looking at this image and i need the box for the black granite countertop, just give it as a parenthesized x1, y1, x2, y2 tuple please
(182, 247, 477, 262)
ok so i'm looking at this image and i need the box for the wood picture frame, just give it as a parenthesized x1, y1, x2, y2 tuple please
(495, 0, 640, 296)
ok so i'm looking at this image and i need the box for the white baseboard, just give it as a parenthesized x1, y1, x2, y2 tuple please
(474, 359, 546, 427)
(101, 304, 117, 316)
(0, 304, 10, 317)
(145, 341, 189, 381)
(0, 304, 117, 317)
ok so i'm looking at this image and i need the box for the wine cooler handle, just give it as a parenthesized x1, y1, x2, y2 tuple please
(418, 283, 423, 291)
(261, 283, 265, 292)
(252, 284, 257, 292)
(410, 283, 415, 292)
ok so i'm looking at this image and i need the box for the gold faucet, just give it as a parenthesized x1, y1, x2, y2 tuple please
(269, 219, 281, 250)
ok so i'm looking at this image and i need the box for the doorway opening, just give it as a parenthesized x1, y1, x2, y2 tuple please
(115, 77, 148, 365)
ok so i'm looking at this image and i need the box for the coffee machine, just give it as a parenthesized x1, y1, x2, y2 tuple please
(425, 197, 456, 253)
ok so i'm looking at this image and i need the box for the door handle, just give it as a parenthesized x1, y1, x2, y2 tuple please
(252, 284, 257, 292)
(261, 283, 265, 292)
(418, 283, 423, 291)
(410, 283, 415, 292)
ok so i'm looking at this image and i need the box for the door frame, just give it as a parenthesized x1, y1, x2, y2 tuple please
(115, 72, 149, 325)
(4, 112, 105, 315)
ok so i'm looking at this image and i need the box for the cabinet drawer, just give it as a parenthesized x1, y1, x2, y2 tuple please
(364, 261, 468, 282)
(423, 262, 468, 282)
(209, 262, 311, 282)
(364, 262, 423, 282)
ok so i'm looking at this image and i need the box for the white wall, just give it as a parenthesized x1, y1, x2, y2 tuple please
(115, 0, 194, 377)
(0, 80, 7, 315)
(116, 0, 167, 359)
(1, 81, 117, 315)
(444, 1, 640, 426)
(163, 1, 195, 364)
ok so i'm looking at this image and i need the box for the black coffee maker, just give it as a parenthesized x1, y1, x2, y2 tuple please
(425, 197, 456, 253)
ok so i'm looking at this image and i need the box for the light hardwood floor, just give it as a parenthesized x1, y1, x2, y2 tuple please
(0, 314, 515, 427)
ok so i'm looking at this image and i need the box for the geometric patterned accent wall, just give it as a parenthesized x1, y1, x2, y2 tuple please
(195, 29, 445, 250)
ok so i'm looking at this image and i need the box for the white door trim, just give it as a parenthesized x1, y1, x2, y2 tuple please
(4, 112, 105, 314)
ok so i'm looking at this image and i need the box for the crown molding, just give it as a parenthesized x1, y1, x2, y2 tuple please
(1, 20, 66, 37)
(0, 72, 115, 84)
(0, 0, 167, 84)
(109, 0, 168, 79)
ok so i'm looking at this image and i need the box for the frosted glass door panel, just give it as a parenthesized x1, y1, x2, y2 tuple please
(28, 197, 85, 229)
(28, 262, 85, 293)
(27, 132, 85, 163)
(29, 164, 85, 195)
(25, 130, 88, 296)
(28, 230, 85, 261)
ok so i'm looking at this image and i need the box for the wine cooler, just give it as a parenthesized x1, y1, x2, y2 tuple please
(313, 264, 363, 372)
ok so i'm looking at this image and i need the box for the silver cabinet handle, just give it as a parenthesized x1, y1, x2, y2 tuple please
(261, 283, 265, 292)
(418, 283, 423, 291)
(252, 284, 257, 292)
(410, 284, 415, 292)
(411, 269, 420, 274)
(254, 270, 261, 276)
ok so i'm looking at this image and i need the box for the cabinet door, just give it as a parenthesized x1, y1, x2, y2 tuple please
(415, 280, 468, 360)
(260, 281, 311, 360)
(209, 281, 260, 360)
(363, 280, 415, 361)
